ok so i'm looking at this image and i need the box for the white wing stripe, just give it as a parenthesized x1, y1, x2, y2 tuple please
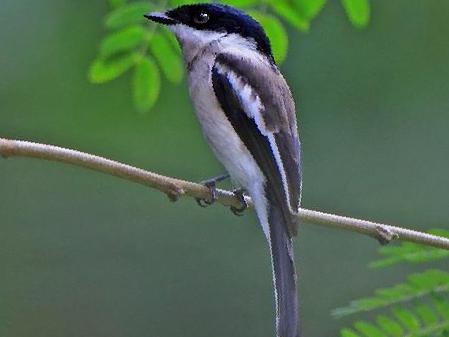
(215, 62, 293, 212)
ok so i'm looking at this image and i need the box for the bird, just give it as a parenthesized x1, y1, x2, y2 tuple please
(145, 4, 302, 337)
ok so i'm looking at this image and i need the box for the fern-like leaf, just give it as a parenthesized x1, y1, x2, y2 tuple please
(333, 270, 449, 317)
(370, 230, 449, 268)
(340, 300, 449, 337)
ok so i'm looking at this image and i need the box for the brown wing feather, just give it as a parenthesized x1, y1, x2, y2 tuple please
(214, 53, 302, 235)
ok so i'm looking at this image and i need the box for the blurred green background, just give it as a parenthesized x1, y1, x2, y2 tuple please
(1, 1, 449, 336)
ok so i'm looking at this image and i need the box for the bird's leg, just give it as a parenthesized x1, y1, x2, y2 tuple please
(195, 174, 230, 207)
(230, 188, 248, 216)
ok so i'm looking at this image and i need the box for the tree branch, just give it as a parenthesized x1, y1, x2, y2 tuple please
(1, 137, 449, 250)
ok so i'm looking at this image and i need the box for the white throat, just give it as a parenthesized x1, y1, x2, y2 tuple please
(169, 24, 258, 65)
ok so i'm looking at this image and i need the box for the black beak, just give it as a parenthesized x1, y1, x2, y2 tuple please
(144, 12, 178, 25)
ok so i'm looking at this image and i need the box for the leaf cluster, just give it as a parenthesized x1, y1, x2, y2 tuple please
(89, 0, 370, 112)
(336, 229, 449, 337)
(89, 1, 183, 112)
(370, 230, 449, 268)
(334, 270, 449, 317)
(341, 298, 449, 337)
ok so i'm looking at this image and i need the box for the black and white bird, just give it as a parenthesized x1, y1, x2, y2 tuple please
(145, 4, 302, 337)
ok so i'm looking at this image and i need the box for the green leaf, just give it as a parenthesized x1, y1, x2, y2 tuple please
(149, 32, 183, 84)
(294, 0, 327, 20)
(414, 269, 449, 287)
(392, 308, 420, 331)
(354, 321, 388, 337)
(268, 1, 309, 31)
(415, 304, 438, 326)
(341, 0, 370, 28)
(342, 305, 449, 337)
(370, 230, 449, 268)
(108, 0, 125, 9)
(220, 0, 259, 7)
(132, 56, 160, 112)
(88, 54, 136, 83)
(433, 297, 449, 320)
(105, 2, 153, 29)
(341, 328, 360, 337)
(375, 315, 404, 337)
(162, 28, 181, 53)
(100, 26, 146, 58)
(249, 12, 288, 64)
(333, 270, 449, 317)
(169, 0, 193, 6)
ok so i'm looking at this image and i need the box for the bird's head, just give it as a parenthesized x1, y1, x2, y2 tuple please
(145, 3, 274, 63)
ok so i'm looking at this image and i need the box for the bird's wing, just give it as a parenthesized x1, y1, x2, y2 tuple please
(211, 53, 301, 236)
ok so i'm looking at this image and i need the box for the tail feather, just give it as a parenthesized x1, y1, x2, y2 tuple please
(250, 181, 300, 337)
(267, 202, 299, 337)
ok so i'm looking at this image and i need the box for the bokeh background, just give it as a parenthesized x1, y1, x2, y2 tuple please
(1, 0, 449, 336)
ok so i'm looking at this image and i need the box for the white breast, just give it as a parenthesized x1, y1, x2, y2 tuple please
(171, 27, 272, 238)
(188, 51, 263, 186)
(190, 60, 271, 239)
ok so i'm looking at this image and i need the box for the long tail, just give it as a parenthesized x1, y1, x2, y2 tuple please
(269, 202, 299, 337)
(254, 192, 299, 337)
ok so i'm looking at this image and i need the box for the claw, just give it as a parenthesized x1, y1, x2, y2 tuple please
(195, 175, 229, 208)
(196, 181, 217, 207)
(230, 189, 248, 216)
(374, 225, 399, 245)
(196, 198, 211, 208)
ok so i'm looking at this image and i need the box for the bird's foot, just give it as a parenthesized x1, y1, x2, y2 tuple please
(195, 174, 230, 208)
(374, 225, 399, 245)
(230, 188, 248, 216)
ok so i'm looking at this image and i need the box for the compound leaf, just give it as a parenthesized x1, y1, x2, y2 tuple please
(333, 270, 449, 317)
(370, 230, 449, 268)
(341, 302, 449, 337)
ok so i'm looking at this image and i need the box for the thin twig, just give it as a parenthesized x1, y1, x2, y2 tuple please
(1, 137, 449, 250)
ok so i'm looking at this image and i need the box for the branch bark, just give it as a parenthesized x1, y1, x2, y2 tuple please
(1, 137, 449, 250)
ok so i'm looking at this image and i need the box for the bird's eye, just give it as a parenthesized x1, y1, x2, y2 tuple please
(193, 12, 209, 24)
